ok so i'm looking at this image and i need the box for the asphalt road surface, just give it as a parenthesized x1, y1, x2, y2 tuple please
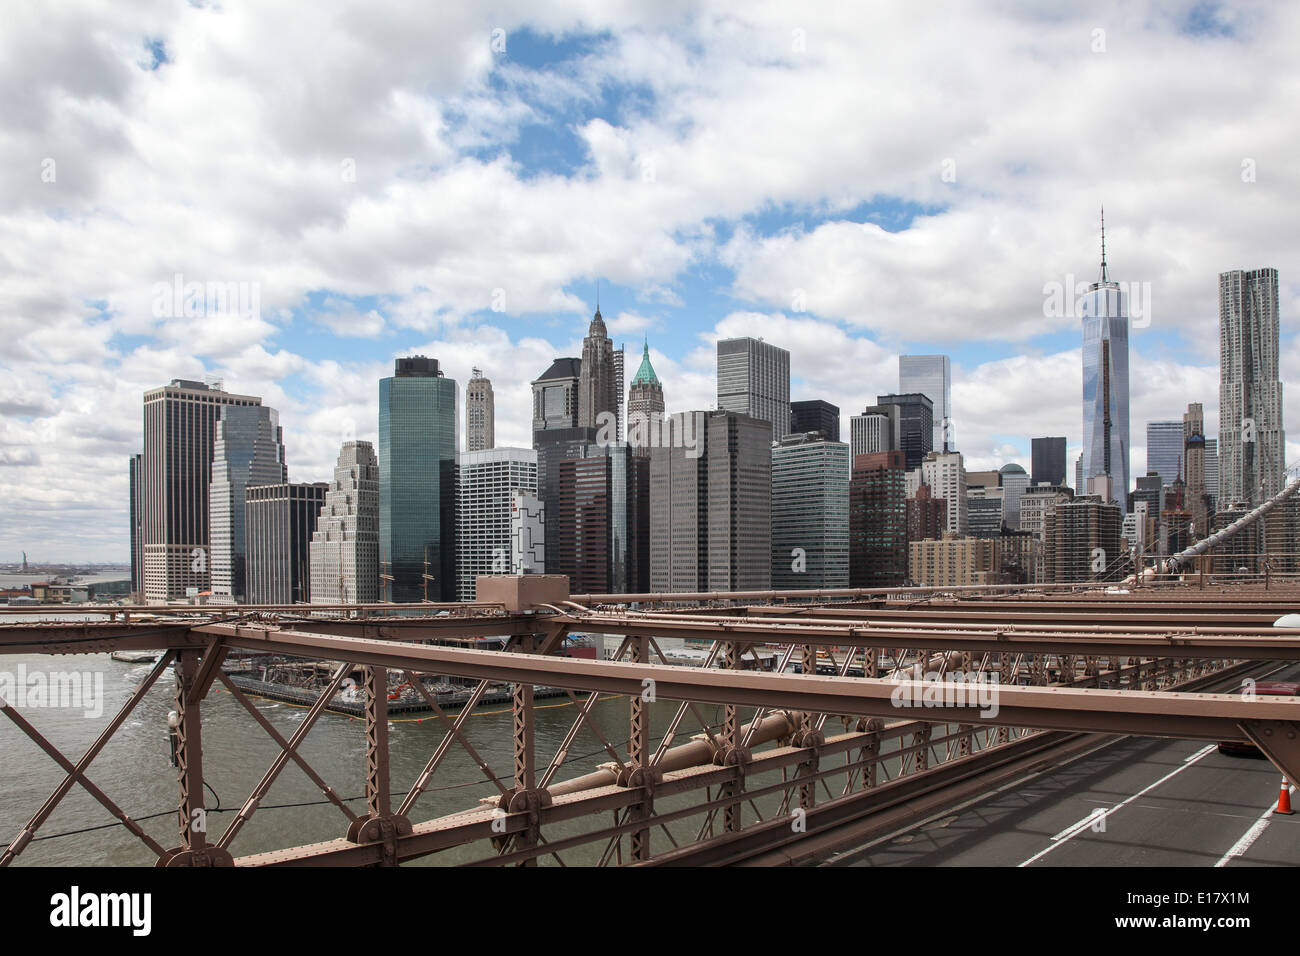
(826, 665, 1300, 868)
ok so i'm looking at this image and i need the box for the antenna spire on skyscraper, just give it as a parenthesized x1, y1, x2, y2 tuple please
(1099, 205, 1108, 283)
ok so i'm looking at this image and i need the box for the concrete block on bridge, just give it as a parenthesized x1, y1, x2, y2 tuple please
(476, 574, 570, 612)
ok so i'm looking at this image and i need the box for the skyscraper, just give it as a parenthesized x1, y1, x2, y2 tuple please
(877, 393, 934, 471)
(245, 482, 328, 605)
(1042, 496, 1122, 583)
(1205, 438, 1219, 504)
(310, 441, 380, 605)
(379, 356, 457, 602)
(922, 450, 967, 536)
(578, 306, 624, 441)
(533, 356, 594, 559)
(849, 450, 907, 587)
(789, 400, 840, 442)
(209, 404, 286, 600)
(898, 355, 951, 452)
(649, 410, 770, 591)
(627, 338, 665, 449)
(1219, 267, 1284, 507)
(771, 434, 849, 588)
(465, 368, 495, 452)
(129, 453, 143, 598)
(1079, 212, 1131, 505)
(717, 337, 791, 441)
(1031, 437, 1067, 487)
(850, 406, 898, 459)
(999, 463, 1030, 530)
(1145, 421, 1184, 491)
(1183, 402, 1209, 536)
(454, 447, 541, 601)
(140, 379, 264, 602)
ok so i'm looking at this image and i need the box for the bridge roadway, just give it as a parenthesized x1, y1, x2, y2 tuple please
(823, 663, 1300, 868)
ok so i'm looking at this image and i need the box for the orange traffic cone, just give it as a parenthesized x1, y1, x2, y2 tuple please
(1274, 778, 1294, 815)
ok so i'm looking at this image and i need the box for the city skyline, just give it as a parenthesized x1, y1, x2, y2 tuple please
(5, 3, 1300, 562)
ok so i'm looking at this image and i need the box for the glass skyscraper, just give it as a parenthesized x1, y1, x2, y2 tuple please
(1145, 421, 1185, 491)
(1079, 216, 1130, 505)
(379, 356, 458, 602)
(898, 355, 951, 452)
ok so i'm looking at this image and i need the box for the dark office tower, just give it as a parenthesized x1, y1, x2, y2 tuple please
(578, 306, 624, 440)
(707, 411, 772, 590)
(849, 451, 907, 588)
(466, 368, 495, 452)
(875, 393, 934, 470)
(129, 453, 143, 598)
(771, 434, 850, 589)
(209, 404, 286, 601)
(245, 482, 328, 605)
(553, 444, 648, 594)
(627, 338, 665, 452)
(717, 337, 791, 441)
(906, 483, 947, 543)
(141, 379, 263, 602)
(1031, 437, 1067, 487)
(1219, 268, 1284, 507)
(1042, 496, 1122, 584)
(379, 356, 457, 602)
(789, 400, 841, 442)
(310, 441, 380, 604)
(532, 356, 595, 555)
(1130, 473, 1163, 526)
(650, 412, 710, 592)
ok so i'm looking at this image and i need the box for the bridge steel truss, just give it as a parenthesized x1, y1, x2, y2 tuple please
(4, 584, 1300, 867)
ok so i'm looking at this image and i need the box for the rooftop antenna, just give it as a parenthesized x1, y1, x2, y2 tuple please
(1099, 205, 1109, 283)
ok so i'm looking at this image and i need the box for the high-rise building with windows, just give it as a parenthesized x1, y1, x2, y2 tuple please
(650, 411, 770, 591)
(1079, 212, 1131, 505)
(310, 441, 380, 605)
(140, 379, 264, 602)
(922, 450, 967, 536)
(209, 405, 286, 600)
(466, 368, 495, 452)
(627, 339, 665, 450)
(1042, 495, 1123, 583)
(129, 453, 144, 598)
(1219, 267, 1284, 507)
(1031, 437, 1067, 487)
(789, 400, 840, 442)
(454, 447, 541, 601)
(1145, 421, 1184, 491)
(849, 450, 907, 587)
(379, 356, 458, 602)
(1205, 438, 1219, 504)
(771, 434, 849, 589)
(906, 483, 947, 543)
(717, 337, 791, 441)
(899, 355, 951, 452)
(1183, 403, 1210, 537)
(245, 482, 328, 605)
(578, 306, 624, 440)
(850, 407, 898, 459)
(876, 393, 934, 470)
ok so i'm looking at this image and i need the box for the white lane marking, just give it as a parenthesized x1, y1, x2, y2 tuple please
(1214, 785, 1294, 868)
(1019, 744, 1216, 867)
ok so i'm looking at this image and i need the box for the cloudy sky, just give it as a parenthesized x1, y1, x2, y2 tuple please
(2, 0, 1298, 562)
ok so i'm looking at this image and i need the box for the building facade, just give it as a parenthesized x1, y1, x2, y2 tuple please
(717, 337, 791, 441)
(771, 435, 850, 589)
(465, 368, 495, 453)
(578, 307, 624, 440)
(627, 339, 665, 449)
(1031, 437, 1067, 488)
(454, 447, 541, 601)
(1219, 267, 1284, 508)
(140, 379, 264, 602)
(245, 482, 328, 605)
(850, 407, 897, 459)
(1042, 496, 1123, 583)
(1145, 421, 1184, 491)
(849, 450, 907, 588)
(209, 404, 286, 600)
(379, 356, 458, 602)
(1079, 218, 1131, 505)
(922, 450, 967, 536)
(789, 400, 840, 442)
(898, 355, 951, 452)
(876, 393, 934, 471)
(906, 483, 947, 543)
(309, 441, 380, 605)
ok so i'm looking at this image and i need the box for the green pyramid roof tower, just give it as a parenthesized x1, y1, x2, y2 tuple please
(631, 337, 659, 387)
